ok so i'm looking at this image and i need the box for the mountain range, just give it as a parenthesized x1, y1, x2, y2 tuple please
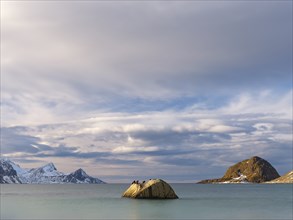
(0, 158, 105, 184)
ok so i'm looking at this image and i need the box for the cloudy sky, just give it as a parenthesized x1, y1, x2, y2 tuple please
(1, 1, 292, 182)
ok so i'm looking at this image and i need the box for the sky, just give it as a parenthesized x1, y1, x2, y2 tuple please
(1, 1, 292, 183)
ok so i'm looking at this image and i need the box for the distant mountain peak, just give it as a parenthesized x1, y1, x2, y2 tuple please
(0, 157, 13, 164)
(41, 162, 57, 172)
(0, 157, 8, 161)
(73, 168, 88, 176)
(0, 158, 27, 175)
(0, 158, 22, 183)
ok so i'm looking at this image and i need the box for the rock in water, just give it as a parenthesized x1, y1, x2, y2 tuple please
(198, 156, 280, 183)
(222, 156, 280, 182)
(122, 179, 179, 199)
(266, 170, 293, 184)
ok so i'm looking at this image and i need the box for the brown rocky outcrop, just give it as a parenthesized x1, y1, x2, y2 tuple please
(198, 156, 280, 184)
(266, 170, 293, 184)
(122, 179, 179, 199)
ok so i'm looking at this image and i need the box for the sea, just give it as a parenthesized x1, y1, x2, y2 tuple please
(1, 184, 292, 220)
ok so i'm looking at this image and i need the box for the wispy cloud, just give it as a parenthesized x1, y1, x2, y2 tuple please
(2, 90, 292, 182)
(1, 1, 292, 182)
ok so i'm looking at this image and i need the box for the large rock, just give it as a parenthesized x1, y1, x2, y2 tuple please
(122, 179, 179, 199)
(266, 170, 293, 184)
(198, 156, 280, 183)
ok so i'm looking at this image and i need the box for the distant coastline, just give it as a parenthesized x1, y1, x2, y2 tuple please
(1, 157, 292, 184)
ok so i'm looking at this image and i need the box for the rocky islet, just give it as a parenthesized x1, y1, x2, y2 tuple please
(122, 179, 179, 199)
(197, 156, 289, 184)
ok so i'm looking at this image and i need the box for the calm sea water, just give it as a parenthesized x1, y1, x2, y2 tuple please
(1, 184, 292, 220)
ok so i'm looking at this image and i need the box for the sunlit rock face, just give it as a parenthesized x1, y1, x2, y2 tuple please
(266, 171, 293, 184)
(198, 156, 280, 184)
(122, 179, 179, 199)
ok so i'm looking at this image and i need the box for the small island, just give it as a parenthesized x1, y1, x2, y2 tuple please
(122, 179, 179, 199)
(197, 156, 292, 184)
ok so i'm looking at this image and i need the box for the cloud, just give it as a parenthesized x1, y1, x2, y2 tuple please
(1, 2, 292, 124)
(1, 1, 292, 182)
(1, 127, 52, 154)
(2, 90, 292, 181)
(219, 90, 292, 118)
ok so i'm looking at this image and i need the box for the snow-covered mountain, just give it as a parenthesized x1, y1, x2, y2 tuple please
(0, 158, 105, 184)
(20, 162, 65, 184)
(0, 158, 22, 183)
(62, 168, 105, 184)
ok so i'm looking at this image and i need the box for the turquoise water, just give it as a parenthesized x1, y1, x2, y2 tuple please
(1, 184, 292, 219)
